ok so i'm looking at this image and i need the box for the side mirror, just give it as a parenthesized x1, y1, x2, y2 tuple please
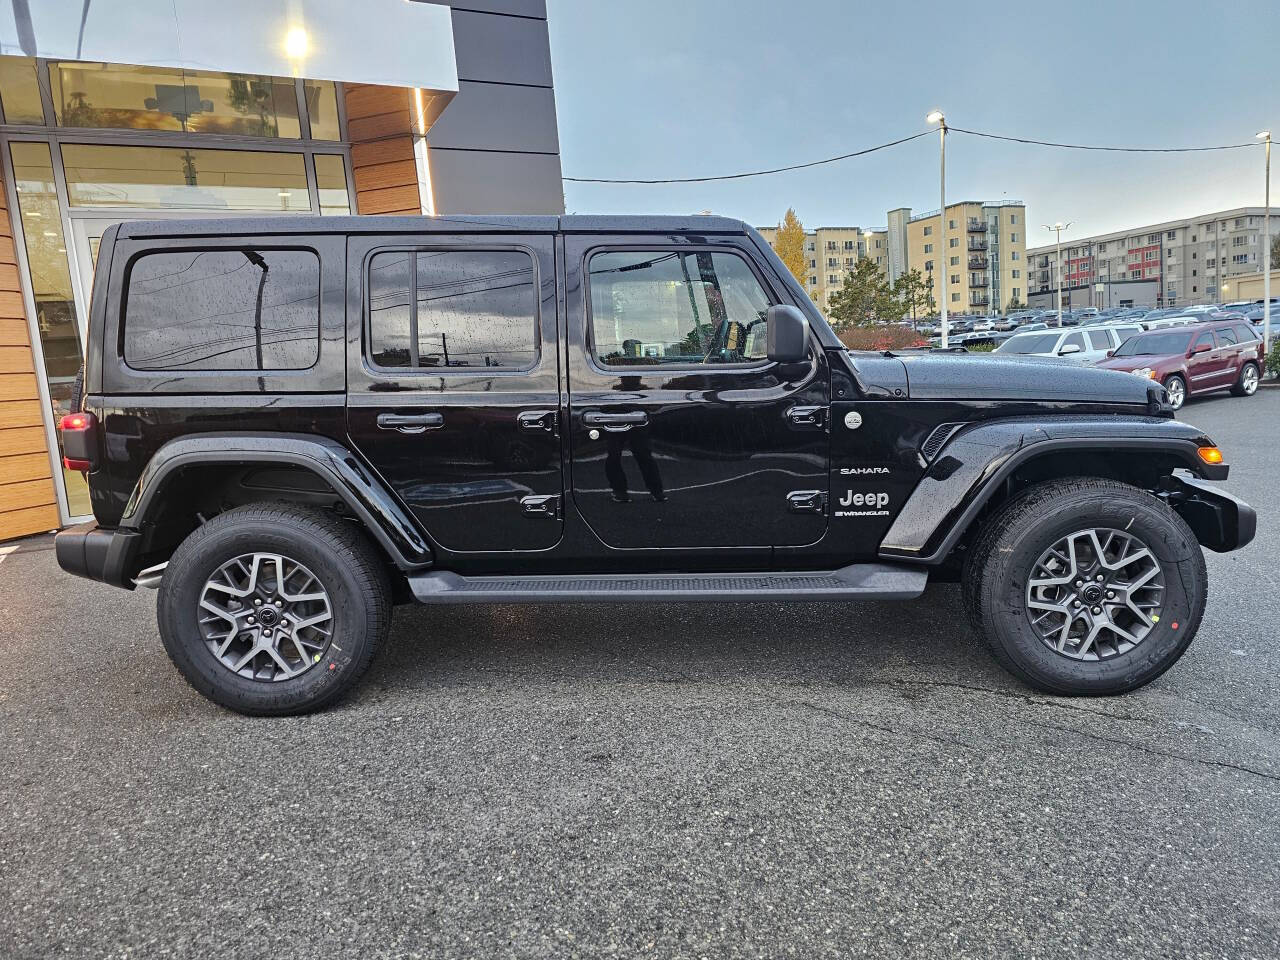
(1192, 342, 1213, 355)
(1105, 350, 1114, 358)
(1059, 343, 1082, 356)
(767, 304, 809, 363)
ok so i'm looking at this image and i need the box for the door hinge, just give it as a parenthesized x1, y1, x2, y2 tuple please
(520, 494, 560, 519)
(786, 490, 826, 514)
(517, 410, 558, 434)
(786, 405, 827, 428)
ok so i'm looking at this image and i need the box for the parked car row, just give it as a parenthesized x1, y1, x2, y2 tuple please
(992, 317, 1265, 410)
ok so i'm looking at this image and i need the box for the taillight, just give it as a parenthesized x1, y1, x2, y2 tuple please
(59, 411, 97, 472)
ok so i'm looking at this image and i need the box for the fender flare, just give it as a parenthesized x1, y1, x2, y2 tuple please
(878, 418, 1222, 565)
(122, 433, 432, 569)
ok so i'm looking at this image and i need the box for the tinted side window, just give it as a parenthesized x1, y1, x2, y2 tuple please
(1087, 330, 1110, 350)
(368, 250, 537, 370)
(1235, 323, 1259, 342)
(1215, 327, 1238, 346)
(124, 249, 320, 370)
(1193, 332, 1215, 351)
(588, 250, 772, 366)
(1062, 332, 1085, 351)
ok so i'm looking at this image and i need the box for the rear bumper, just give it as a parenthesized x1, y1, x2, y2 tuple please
(1166, 471, 1257, 553)
(54, 522, 141, 589)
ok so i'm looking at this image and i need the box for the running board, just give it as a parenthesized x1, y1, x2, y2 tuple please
(408, 563, 927, 604)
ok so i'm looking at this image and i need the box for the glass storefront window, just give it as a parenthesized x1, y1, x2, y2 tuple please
(304, 81, 341, 140)
(60, 144, 310, 211)
(0, 57, 46, 124)
(51, 62, 304, 138)
(9, 141, 89, 515)
(315, 154, 351, 214)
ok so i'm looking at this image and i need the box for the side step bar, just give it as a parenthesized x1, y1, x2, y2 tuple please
(408, 563, 927, 604)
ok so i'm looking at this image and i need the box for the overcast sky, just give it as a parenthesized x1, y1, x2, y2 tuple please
(547, 0, 1279, 247)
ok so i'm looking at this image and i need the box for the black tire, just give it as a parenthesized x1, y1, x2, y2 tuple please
(157, 504, 390, 716)
(1163, 373, 1187, 411)
(1230, 361, 1260, 398)
(962, 477, 1206, 696)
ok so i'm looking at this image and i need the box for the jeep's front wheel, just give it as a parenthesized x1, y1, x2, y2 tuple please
(963, 478, 1206, 696)
(157, 504, 390, 715)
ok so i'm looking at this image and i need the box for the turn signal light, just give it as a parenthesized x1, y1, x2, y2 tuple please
(1197, 446, 1224, 465)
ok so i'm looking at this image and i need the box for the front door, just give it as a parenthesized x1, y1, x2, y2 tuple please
(345, 235, 563, 554)
(1186, 329, 1231, 393)
(564, 237, 829, 550)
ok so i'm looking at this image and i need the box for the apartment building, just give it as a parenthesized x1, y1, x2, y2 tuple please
(759, 199, 1025, 316)
(755, 224, 889, 308)
(905, 201, 1026, 316)
(1025, 207, 1280, 310)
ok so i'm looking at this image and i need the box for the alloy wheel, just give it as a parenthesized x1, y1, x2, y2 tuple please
(197, 553, 334, 681)
(1165, 377, 1186, 409)
(1024, 527, 1164, 661)
(1243, 365, 1259, 395)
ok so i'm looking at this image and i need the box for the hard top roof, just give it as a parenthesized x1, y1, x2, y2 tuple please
(112, 214, 755, 239)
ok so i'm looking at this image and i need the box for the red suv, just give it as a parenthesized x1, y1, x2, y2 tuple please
(1096, 319, 1264, 410)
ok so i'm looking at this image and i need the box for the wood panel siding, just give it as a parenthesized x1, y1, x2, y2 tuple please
(0, 171, 59, 542)
(343, 83, 424, 217)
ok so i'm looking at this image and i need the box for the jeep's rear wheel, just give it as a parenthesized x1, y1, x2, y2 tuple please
(158, 504, 390, 715)
(963, 478, 1206, 695)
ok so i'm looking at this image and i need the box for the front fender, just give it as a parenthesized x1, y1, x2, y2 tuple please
(123, 433, 432, 569)
(878, 416, 1225, 564)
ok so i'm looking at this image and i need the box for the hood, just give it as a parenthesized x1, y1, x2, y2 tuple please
(1096, 354, 1173, 374)
(893, 353, 1162, 405)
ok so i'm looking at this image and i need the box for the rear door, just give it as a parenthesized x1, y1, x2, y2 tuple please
(563, 235, 829, 550)
(345, 234, 563, 553)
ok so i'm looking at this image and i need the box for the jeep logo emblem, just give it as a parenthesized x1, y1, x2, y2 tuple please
(839, 490, 889, 508)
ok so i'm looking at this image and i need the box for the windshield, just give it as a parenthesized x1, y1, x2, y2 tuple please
(1113, 331, 1192, 357)
(996, 333, 1061, 354)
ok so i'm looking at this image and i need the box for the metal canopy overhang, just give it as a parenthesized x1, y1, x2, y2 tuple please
(0, 0, 458, 94)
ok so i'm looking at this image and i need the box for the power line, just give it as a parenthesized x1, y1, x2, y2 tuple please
(561, 131, 933, 184)
(950, 127, 1263, 153)
(561, 126, 1264, 186)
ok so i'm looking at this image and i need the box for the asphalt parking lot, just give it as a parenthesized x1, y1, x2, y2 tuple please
(2, 390, 1277, 960)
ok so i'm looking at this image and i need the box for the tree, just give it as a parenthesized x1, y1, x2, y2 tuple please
(1005, 294, 1024, 313)
(1271, 233, 1279, 271)
(827, 259, 898, 329)
(894, 268, 933, 327)
(774, 208, 808, 288)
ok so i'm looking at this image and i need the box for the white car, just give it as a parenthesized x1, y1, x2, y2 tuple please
(994, 326, 1134, 364)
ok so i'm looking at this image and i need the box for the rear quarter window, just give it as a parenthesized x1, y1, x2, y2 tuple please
(122, 248, 321, 371)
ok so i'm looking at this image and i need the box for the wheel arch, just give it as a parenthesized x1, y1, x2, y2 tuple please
(880, 422, 1224, 566)
(123, 433, 432, 574)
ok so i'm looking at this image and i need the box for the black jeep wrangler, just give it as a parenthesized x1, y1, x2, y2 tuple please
(55, 215, 1255, 715)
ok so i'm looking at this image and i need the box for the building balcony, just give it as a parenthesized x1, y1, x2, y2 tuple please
(970, 294, 990, 306)
(967, 219, 988, 233)
(967, 256, 988, 270)
(967, 239, 987, 252)
(969, 275, 989, 287)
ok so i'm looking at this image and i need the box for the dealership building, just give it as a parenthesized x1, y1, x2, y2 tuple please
(0, 0, 563, 542)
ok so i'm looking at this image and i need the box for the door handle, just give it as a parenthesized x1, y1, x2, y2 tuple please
(520, 494, 559, 518)
(517, 410, 557, 434)
(376, 412, 444, 434)
(786, 405, 826, 428)
(582, 411, 648, 432)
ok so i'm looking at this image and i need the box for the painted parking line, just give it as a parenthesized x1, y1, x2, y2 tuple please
(0, 545, 18, 565)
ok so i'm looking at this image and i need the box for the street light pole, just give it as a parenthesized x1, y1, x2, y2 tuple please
(1043, 221, 1071, 327)
(927, 110, 947, 347)
(1259, 130, 1272, 354)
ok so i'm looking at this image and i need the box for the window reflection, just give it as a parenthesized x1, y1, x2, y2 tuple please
(0, 56, 45, 124)
(315, 154, 350, 214)
(9, 141, 89, 515)
(51, 62, 303, 138)
(61, 144, 310, 211)
(369, 251, 538, 370)
(304, 80, 341, 140)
